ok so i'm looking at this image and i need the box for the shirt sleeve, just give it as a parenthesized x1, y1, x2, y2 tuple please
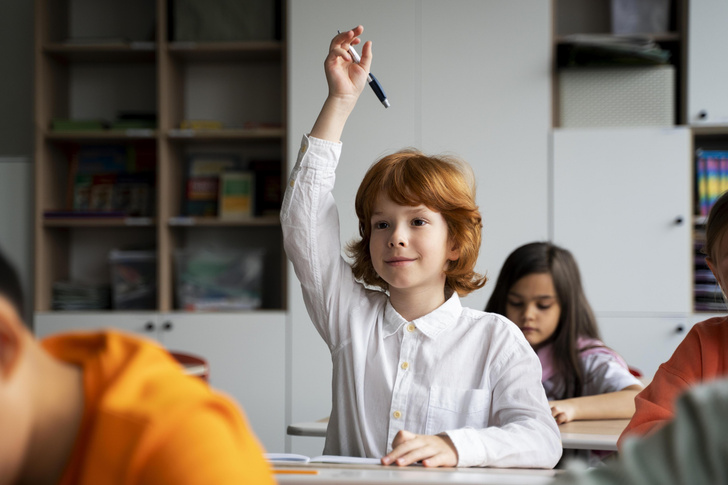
(618, 326, 702, 447)
(582, 353, 643, 396)
(444, 326, 562, 468)
(135, 402, 275, 485)
(554, 380, 728, 485)
(280, 135, 365, 348)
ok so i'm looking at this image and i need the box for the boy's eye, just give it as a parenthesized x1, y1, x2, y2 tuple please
(412, 218, 427, 227)
(374, 221, 389, 229)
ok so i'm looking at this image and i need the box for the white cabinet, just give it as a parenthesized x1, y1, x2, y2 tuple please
(688, 0, 728, 124)
(34, 312, 160, 340)
(33, 311, 286, 453)
(597, 315, 692, 378)
(552, 127, 692, 314)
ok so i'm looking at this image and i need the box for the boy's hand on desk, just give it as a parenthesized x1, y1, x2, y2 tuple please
(550, 400, 577, 424)
(381, 430, 458, 467)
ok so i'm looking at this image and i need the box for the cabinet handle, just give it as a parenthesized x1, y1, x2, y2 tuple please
(675, 325, 685, 334)
(144, 322, 155, 332)
(698, 110, 708, 120)
(674, 216, 684, 225)
(162, 321, 173, 331)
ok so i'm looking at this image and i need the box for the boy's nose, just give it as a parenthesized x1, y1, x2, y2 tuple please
(388, 228, 407, 247)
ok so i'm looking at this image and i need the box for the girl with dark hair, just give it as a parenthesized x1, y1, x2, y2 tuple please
(486, 242, 643, 424)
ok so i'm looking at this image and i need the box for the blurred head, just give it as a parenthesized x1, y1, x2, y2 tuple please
(705, 191, 728, 297)
(346, 149, 486, 296)
(0, 248, 32, 484)
(0, 247, 24, 319)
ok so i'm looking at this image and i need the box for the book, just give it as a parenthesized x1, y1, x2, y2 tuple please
(219, 171, 254, 220)
(249, 160, 282, 216)
(183, 154, 241, 217)
(264, 454, 382, 465)
(113, 173, 155, 217)
(74, 145, 133, 175)
(70, 166, 155, 217)
(89, 174, 117, 211)
(185, 177, 219, 217)
(73, 174, 93, 211)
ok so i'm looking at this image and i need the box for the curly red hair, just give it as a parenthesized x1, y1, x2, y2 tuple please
(346, 149, 486, 295)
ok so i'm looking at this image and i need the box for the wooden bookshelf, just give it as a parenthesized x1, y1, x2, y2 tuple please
(34, 0, 287, 313)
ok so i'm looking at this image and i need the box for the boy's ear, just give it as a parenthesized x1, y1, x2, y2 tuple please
(0, 297, 26, 380)
(447, 240, 461, 261)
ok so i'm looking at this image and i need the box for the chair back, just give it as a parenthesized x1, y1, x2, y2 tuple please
(171, 351, 210, 381)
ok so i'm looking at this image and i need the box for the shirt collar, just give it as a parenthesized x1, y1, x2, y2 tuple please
(382, 291, 462, 339)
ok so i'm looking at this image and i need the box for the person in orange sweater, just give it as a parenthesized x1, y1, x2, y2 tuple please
(0, 249, 274, 485)
(618, 190, 728, 448)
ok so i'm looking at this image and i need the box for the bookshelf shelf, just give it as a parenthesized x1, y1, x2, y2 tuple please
(46, 130, 158, 141)
(168, 215, 280, 227)
(167, 41, 283, 61)
(167, 128, 284, 141)
(43, 217, 156, 228)
(555, 32, 681, 46)
(43, 43, 157, 62)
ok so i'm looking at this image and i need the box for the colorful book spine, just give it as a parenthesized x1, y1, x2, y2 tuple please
(219, 171, 255, 220)
(706, 154, 720, 215)
(697, 150, 728, 216)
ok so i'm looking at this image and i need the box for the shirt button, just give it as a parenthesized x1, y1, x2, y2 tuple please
(406, 324, 415, 332)
(289, 179, 295, 188)
(300, 144, 307, 154)
(401, 362, 409, 370)
(393, 411, 402, 419)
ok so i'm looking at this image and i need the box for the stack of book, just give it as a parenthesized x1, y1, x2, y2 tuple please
(57, 145, 156, 218)
(183, 155, 281, 219)
(52, 281, 111, 310)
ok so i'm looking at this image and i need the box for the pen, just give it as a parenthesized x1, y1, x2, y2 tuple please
(338, 30, 390, 108)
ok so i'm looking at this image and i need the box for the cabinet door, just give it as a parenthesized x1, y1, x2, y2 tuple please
(34, 312, 160, 340)
(552, 127, 691, 313)
(597, 315, 692, 379)
(688, 0, 728, 124)
(159, 312, 286, 453)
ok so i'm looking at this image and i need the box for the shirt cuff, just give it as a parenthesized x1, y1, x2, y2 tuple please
(299, 134, 342, 171)
(445, 427, 487, 467)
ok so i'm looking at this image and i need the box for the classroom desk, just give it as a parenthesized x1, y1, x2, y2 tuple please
(274, 462, 560, 484)
(287, 418, 630, 452)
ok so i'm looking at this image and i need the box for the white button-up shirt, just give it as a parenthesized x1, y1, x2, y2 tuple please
(281, 135, 562, 468)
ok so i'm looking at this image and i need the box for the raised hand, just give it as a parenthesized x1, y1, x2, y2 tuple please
(311, 25, 373, 142)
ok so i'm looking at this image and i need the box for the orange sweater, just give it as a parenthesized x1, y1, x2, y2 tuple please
(42, 331, 274, 485)
(618, 316, 728, 448)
